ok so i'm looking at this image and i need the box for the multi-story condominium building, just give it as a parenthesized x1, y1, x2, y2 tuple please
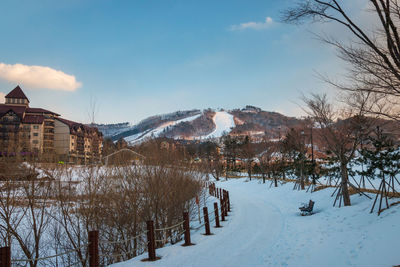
(54, 118, 103, 164)
(0, 86, 102, 164)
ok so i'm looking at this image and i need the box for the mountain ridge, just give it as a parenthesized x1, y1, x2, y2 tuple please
(94, 106, 303, 143)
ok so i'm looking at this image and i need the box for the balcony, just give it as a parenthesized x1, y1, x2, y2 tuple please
(44, 121, 55, 127)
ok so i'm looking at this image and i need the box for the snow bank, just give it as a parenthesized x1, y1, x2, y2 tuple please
(111, 178, 400, 267)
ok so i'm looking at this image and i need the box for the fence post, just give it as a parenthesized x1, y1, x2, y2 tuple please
(224, 196, 228, 216)
(182, 212, 194, 246)
(220, 198, 225, 221)
(226, 191, 231, 212)
(216, 187, 219, 198)
(203, 207, 211, 235)
(146, 220, 156, 260)
(88, 231, 99, 267)
(219, 188, 222, 199)
(0, 247, 10, 267)
(214, 202, 221, 228)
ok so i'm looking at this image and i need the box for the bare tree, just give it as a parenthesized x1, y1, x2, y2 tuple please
(257, 138, 279, 186)
(303, 93, 373, 206)
(283, 0, 400, 120)
(241, 136, 256, 181)
(281, 128, 308, 190)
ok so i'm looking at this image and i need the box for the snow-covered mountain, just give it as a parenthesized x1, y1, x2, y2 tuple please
(91, 122, 131, 137)
(100, 106, 302, 144)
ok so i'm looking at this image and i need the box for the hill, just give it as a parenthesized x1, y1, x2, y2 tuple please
(98, 106, 302, 144)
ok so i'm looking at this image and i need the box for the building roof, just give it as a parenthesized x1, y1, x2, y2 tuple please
(56, 117, 101, 135)
(0, 104, 26, 118)
(22, 114, 45, 124)
(5, 86, 30, 102)
(56, 117, 80, 128)
(0, 103, 60, 119)
(26, 107, 60, 116)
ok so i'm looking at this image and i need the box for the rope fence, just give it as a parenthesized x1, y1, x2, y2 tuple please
(100, 231, 148, 245)
(0, 181, 231, 267)
(155, 220, 185, 232)
(9, 243, 87, 265)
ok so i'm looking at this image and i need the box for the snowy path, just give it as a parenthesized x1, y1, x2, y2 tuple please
(113, 180, 283, 267)
(113, 178, 400, 267)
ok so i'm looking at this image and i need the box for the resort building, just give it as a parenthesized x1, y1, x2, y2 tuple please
(0, 86, 102, 163)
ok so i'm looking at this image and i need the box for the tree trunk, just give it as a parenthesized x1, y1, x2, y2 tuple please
(341, 163, 351, 206)
(300, 165, 305, 190)
(248, 163, 252, 181)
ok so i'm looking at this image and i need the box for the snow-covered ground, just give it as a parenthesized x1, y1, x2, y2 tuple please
(202, 111, 235, 139)
(112, 178, 400, 267)
(125, 114, 202, 144)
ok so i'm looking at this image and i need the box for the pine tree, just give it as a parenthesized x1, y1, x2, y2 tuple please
(359, 127, 400, 214)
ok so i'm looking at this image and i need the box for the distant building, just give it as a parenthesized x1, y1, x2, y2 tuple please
(0, 86, 102, 163)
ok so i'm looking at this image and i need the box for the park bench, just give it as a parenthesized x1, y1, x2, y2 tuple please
(299, 200, 315, 216)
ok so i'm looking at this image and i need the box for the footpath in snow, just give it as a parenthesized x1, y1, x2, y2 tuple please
(112, 178, 400, 267)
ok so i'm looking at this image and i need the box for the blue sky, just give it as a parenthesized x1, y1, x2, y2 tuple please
(0, 0, 364, 124)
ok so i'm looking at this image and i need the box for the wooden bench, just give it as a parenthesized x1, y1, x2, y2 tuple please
(299, 200, 315, 216)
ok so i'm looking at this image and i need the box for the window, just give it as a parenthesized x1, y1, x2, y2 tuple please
(33, 140, 39, 144)
(33, 133, 38, 137)
(33, 125, 39, 129)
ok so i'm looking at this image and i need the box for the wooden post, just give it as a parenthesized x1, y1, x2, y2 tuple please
(220, 198, 225, 221)
(0, 247, 10, 267)
(182, 212, 194, 246)
(227, 191, 231, 212)
(146, 221, 156, 260)
(216, 187, 219, 198)
(224, 196, 228, 216)
(203, 207, 211, 235)
(88, 231, 99, 267)
(219, 188, 222, 199)
(214, 202, 221, 228)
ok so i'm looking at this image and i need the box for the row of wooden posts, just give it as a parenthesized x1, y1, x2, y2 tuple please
(0, 182, 230, 267)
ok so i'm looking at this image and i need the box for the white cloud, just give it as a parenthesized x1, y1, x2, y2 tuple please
(0, 63, 82, 91)
(230, 17, 274, 31)
(0, 92, 5, 103)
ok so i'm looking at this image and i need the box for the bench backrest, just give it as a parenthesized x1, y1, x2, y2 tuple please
(309, 200, 315, 209)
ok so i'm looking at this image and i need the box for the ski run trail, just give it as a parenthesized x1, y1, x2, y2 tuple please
(113, 178, 400, 267)
(202, 111, 235, 139)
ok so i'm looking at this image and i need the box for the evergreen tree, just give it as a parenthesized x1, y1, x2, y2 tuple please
(359, 127, 400, 214)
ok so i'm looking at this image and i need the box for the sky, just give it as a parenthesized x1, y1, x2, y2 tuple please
(0, 0, 369, 124)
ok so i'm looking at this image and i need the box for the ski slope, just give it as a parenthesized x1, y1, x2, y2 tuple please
(112, 178, 400, 267)
(125, 114, 201, 144)
(202, 111, 235, 139)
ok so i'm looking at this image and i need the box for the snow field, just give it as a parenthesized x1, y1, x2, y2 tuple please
(112, 178, 400, 267)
